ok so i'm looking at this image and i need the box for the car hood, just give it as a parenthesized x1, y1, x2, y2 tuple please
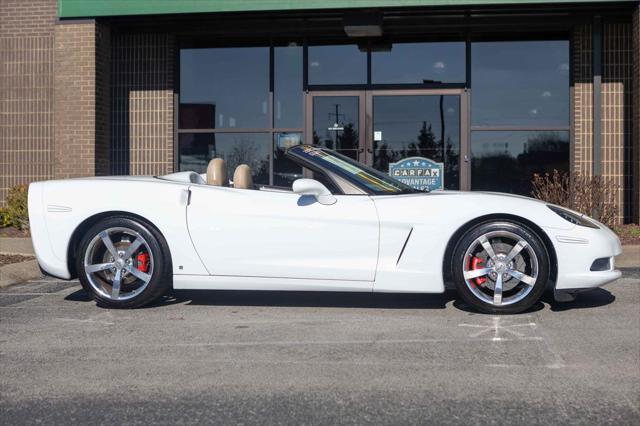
(370, 190, 580, 231)
(378, 190, 544, 204)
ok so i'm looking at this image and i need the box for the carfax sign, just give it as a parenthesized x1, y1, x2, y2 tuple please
(389, 157, 444, 191)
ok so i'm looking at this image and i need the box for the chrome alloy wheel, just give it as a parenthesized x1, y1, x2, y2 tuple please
(83, 227, 154, 301)
(462, 230, 539, 307)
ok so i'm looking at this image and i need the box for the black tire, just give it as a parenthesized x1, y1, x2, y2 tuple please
(75, 216, 172, 309)
(451, 220, 549, 315)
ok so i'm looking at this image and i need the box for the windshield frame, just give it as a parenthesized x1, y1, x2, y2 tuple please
(285, 145, 422, 196)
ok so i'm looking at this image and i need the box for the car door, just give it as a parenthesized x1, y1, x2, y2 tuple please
(187, 185, 379, 282)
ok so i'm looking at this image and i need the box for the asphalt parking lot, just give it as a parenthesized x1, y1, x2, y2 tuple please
(1, 269, 639, 425)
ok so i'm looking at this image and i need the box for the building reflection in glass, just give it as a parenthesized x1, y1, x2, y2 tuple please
(312, 96, 359, 160)
(471, 131, 569, 195)
(372, 95, 460, 190)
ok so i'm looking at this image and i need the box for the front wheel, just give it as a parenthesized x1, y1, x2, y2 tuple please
(76, 216, 172, 309)
(452, 221, 550, 314)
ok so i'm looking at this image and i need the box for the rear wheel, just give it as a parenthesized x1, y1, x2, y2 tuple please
(452, 221, 549, 314)
(76, 216, 171, 309)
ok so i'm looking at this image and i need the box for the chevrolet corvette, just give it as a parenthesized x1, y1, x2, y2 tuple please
(28, 144, 622, 314)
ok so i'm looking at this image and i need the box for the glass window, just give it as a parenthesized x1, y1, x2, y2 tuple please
(179, 133, 270, 185)
(372, 42, 465, 84)
(471, 131, 569, 195)
(274, 46, 303, 128)
(471, 40, 569, 127)
(180, 47, 269, 129)
(273, 132, 303, 187)
(308, 44, 367, 85)
(372, 95, 460, 190)
(312, 96, 360, 160)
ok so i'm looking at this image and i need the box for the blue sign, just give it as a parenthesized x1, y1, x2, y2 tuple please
(389, 157, 444, 191)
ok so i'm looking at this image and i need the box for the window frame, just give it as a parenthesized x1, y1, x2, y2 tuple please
(176, 43, 305, 186)
(468, 37, 571, 194)
(469, 38, 571, 132)
(175, 34, 571, 191)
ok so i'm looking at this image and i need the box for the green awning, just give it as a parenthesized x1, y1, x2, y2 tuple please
(58, 0, 634, 19)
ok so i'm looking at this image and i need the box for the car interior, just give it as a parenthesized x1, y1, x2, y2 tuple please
(204, 158, 276, 191)
(160, 157, 357, 195)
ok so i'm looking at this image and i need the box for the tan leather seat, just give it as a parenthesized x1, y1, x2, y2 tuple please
(233, 164, 253, 189)
(206, 158, 227, 186)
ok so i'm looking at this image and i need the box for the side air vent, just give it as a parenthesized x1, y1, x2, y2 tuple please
(396, 228, 413, 265)
(590, 257, 612, 272)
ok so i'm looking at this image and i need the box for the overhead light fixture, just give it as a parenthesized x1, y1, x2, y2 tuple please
(343, 12, 382, 38)
(358, 40, 391, 52)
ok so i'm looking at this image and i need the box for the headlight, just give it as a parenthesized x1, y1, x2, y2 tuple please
(547, 205, 599, 229)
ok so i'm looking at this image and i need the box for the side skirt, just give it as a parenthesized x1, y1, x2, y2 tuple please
(173, 275, 373, 292)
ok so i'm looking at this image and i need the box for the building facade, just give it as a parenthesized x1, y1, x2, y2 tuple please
(1, 0, 639, 222)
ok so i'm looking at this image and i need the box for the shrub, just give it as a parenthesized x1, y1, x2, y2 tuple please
(0, 208, 11, 228)
(2, 184, 29, 230)
(531, 170, 619, 228)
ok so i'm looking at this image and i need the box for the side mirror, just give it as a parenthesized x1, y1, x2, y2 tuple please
(292, 178, 337, 205)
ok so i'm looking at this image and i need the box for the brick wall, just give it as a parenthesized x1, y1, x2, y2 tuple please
(53, 20, 111, 179)
(53, 22, 94, 178)
(0, 0, 56, 205)
(573, 21, 635, 223)
(633, 6, 640, 223)
(0, 0, 56, 37)
(95, 23, 111, 176)
(602, 22, 633, 223)
(110, 34, 175, 176)
(572, 24, 593, 178)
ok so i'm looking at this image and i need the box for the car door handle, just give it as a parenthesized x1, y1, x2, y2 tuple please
(180, 188, 191, 206)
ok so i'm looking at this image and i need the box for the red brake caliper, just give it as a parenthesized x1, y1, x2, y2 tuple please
(470, 256, 487, 286)
(136, 252, 150, 273)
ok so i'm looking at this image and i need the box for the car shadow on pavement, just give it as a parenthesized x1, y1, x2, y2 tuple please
(541, 288, 616, 312)
(155, 289, 458, 310)
(64, 288, 455, 309)
(64, 290, 93, 302)
(64, 287, 614, 312)
(451, 299, 545, 315)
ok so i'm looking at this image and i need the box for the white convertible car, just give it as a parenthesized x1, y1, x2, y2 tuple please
(28, 145, 622, 314)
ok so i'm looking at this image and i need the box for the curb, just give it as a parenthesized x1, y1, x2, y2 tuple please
(617, 245, 640, 268)
(0, 237, 34, 255)
(0, 260, 42, 288)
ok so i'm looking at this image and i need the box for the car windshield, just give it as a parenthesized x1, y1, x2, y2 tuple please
(286, 145, 421, 195)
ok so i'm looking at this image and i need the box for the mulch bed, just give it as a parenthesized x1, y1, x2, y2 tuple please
(0, 227, 30, 238)
(0, 254, 35, 267)
(613, 224, 640, 245)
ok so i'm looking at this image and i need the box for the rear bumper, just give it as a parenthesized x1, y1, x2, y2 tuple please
(547, 223, 623, 290)
(28, 182, 72, 280)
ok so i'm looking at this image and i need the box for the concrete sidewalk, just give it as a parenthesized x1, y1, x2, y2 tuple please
(0, 259, 40, 288)
(618, 245, 640, 268)
(0, 237, 34, 255)
(1, 238, 39, 287)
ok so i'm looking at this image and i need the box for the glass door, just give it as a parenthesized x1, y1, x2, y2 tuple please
(305, 91, 366, 163)
(306, 90, 468, 190)
(367, 90, 466, 190)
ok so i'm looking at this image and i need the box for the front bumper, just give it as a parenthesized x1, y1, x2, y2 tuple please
(547, 223, 623, 290)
